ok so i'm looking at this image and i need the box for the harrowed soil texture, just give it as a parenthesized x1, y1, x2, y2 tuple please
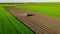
(5, 7, 60, 34)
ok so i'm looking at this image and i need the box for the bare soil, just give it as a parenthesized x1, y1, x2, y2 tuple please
(5, 7, 60, 34)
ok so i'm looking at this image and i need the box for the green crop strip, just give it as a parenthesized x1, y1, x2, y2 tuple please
(16, 3, 60, 18)
(0, 4, 34, 34)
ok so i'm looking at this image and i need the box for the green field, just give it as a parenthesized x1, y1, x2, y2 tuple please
(0, 4, 34, 34)
(0, 3, 60, 34)
(16, 3, 60, 18)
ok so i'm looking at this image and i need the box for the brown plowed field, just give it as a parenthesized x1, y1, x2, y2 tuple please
(5, 7, 60, 34)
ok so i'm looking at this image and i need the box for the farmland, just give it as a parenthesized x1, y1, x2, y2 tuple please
(0, 3, 60, 34)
